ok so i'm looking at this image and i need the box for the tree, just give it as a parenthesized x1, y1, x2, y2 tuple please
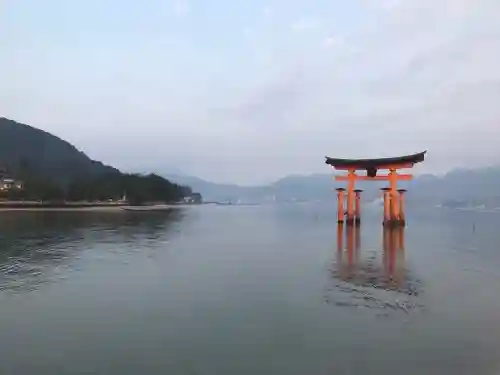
(64, 172, 191, 204)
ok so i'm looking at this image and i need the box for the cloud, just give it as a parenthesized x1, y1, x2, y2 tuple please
(263, 6, 272, 18)
(322, 36, 342, 49)
(173, 0, 189, 16)
(374, 0, 403, 11)
(243, 27, 253, 39)
(197, 0, 500, 182)
(2, 0, 500, 184)
(291, 18, 320, 32)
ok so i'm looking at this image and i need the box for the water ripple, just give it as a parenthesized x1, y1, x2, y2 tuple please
(326, 250, 424, 317)
(0, 211, 183, 294)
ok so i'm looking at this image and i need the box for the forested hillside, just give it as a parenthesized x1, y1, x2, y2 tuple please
(0, 117, 191, 203)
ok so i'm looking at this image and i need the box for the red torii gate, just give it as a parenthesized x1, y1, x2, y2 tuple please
(325, 151, 426, 227)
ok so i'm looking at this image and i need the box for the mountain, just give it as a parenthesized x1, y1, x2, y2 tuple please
(0, 117, 119, 186)
(0, 117, 191, 203)
(410, 167, 500, 207)
(163, 173, 272, 203)
(163, 166, 500, 207)
(163, 172, 388, 204)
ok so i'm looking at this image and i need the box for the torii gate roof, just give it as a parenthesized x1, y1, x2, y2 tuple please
(325, 151, 426, 170)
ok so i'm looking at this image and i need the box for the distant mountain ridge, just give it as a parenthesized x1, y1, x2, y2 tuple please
(163, 166, 500, 207)
(163, 173, 272, 203)
(163, 172, 394, 203)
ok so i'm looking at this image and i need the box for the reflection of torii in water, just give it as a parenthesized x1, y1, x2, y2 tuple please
(335, 224, 407, 292)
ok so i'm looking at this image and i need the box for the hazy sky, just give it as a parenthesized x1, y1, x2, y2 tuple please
(1, 0, 499, 184)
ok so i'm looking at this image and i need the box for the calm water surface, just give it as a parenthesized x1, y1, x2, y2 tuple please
(1, 205, 500, 374)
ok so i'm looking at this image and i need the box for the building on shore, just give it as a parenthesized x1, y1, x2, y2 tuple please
(0, 178, 23, 191)
(0, 167, 23, 191)
(183, 193, 203, 204)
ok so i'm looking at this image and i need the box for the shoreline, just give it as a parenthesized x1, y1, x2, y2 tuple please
(0, 203, 193, 212)
(0, 206, 126, 212)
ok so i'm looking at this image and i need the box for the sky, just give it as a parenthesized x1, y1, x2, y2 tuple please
(1, 0, 500, 185)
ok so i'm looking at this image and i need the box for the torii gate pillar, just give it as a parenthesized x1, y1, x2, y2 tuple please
(335, 188, 345, 224)
(381, 188, 391, 225)
(398, 189, 407, 226)
(354, 189, 363, 226)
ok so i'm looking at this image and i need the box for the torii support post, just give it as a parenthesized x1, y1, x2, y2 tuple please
(354, 189, 363, 226)
(381, 188, 391, 226)
(336, 188, 345, 224)
(345, 170, 356, 226)
(388, 168, 402, 227)
(398, 189, 407, 226)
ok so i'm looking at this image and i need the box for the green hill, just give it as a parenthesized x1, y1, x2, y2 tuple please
(0, 117, 119, 185)
(0, 117, 191, 203)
